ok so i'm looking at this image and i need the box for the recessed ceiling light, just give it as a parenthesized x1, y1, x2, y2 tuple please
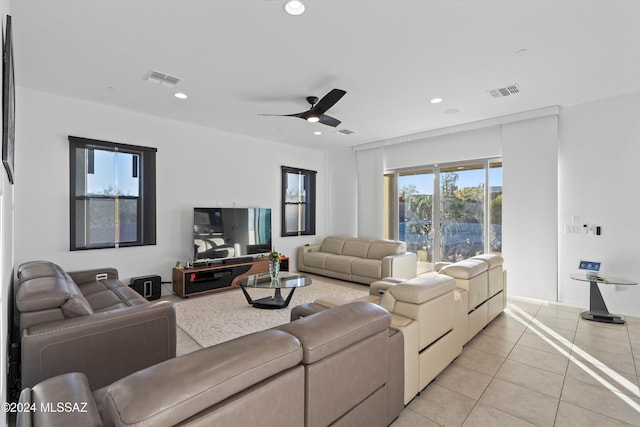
(444, 108, 460, 115)
(284, 0, 305, 16)
(430, 97, 443, 104)
(314, 131, 322, 135)
(174, 92, 188, 99)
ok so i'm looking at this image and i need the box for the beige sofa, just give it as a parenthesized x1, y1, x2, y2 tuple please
(297, 235, 417, 284)
(294, 254, 506, 405)
(18, 302, 404, 427)
(438, 254, 507, 342)
(15, 261, 176, 390)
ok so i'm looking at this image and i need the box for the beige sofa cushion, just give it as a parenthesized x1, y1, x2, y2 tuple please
(352, 258, 382, 279)
(392, 273, 456, 304)
(472, 254, 503, 269)
(342, 238, 371, 258)
(367, 240, 405, 260)
(325, 254, 355, 274)
(440, 258, 486, 279)
(319, 236, 346, 255)
(304, 252, 329, 269)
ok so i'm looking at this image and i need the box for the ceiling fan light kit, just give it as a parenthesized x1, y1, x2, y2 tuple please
(260, 88, 347, 128)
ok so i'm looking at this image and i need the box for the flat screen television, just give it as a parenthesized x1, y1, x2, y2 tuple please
(193, 207, 272, 262)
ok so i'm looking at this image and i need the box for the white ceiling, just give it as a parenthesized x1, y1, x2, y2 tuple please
(9, 0, 640, 151)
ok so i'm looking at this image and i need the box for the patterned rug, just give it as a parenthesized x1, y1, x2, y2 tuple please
(174, 274, 369, 347)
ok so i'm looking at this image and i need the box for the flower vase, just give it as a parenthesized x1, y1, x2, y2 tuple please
(269, 260, 280, 279)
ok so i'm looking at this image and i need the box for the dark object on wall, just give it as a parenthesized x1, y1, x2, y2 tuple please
(193, 207, 272, 262)
(130, 275, 161, 301)
(2, 15, 15, 184)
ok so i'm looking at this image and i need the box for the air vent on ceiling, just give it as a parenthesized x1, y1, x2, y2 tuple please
(143, 70, 182, 88)
(488, 84, 520, 98)
(337, 129, 355, 135)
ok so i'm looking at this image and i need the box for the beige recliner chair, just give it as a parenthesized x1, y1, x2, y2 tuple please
(302, 272, 465, 405)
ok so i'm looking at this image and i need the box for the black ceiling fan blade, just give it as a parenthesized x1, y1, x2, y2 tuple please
(258, 111, 308, 119)
(312, 89, 346, 115)
(318, 114, 341, 127)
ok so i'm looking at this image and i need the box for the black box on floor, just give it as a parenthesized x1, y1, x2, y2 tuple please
(130, 275, 162, 301)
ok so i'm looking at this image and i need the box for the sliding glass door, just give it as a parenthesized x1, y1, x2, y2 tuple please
(439, 164, 485, 262)
(385, 159, 502, 267)
(398, 170, 434, 270)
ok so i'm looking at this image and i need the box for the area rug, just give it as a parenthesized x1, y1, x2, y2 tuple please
(174, 275, 369, 348)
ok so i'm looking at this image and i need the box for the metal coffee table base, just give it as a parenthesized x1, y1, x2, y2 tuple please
(240, 285, 297, 309)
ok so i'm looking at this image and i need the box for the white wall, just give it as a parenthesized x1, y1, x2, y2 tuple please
(327, 149, 357, 237)
(14, 88, 328, 282)
(558, 91, 640, 316)
(502, 115, 558, 301)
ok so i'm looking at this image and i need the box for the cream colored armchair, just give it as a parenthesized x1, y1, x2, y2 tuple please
(313, 273, 464, 405)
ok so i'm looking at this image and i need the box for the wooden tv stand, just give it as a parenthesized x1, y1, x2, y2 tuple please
(173, 258, 268, 298)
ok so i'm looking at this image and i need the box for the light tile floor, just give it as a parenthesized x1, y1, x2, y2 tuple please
(171, 289, 640, 426)
(392, 299, 640, 427)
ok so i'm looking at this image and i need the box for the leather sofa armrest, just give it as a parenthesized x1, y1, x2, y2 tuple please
(67, 267, 119, 284)
(382, 252, 418, 280)
(297, 244, 320, 272)
(369, 278, 404, 296)
(17, 373, 103, 427)
(103, 329, 302, 427)
(21, 301, 176, 389)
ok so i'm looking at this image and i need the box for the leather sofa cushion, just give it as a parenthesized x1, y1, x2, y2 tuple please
(279, 301, 390, 364)
(440, 258, 487, 279)
(103, 329, 302, 427)
(367, 240, 405, 260)
(379, 291, 397, 312)
(342, 238, 371, 258)
(351, 258, 381, 279)
(325, 254, 355, 274)
(393, 273, 456, 304)
(319, 236, 346, 255)
(17, 261, 66, 281)
(17, 275, 94, 317)
(472, 254, 503, 269)
(304, 252, 329, 269)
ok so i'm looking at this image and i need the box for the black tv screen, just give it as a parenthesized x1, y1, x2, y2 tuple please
(193, 207, 272, 261)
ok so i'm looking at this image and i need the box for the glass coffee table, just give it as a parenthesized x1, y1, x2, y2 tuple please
(570, 273, 637, 324)
(238, 272, 312, 309)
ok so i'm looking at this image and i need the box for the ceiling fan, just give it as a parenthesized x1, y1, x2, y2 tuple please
(259, 88, 346, 127)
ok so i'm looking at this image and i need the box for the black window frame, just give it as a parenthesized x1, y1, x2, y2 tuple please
(281, 166, 316, 237)
(69, 136, 157, 250)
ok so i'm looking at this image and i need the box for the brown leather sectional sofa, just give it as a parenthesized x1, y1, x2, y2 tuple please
(15, 261, 176, 390)
(17, 301, 404, 427)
